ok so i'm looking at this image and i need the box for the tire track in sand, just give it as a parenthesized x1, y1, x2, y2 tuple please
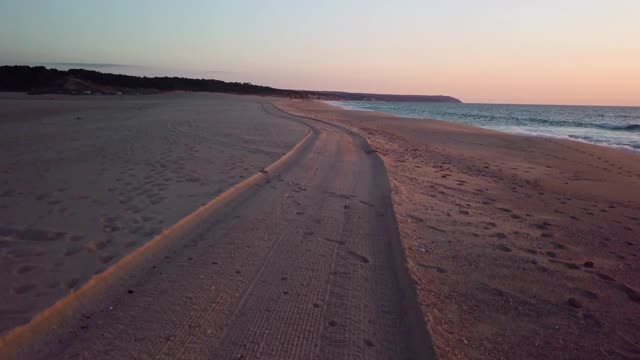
(2, 101, 436, 360)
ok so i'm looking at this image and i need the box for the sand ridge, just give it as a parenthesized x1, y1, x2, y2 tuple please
(0, 111, 314, 359)
(0, 93, 308, 333)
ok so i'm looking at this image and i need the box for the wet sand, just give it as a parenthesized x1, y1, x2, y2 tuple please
(277, 100, 640, 359)
(0, 93, 307, 333)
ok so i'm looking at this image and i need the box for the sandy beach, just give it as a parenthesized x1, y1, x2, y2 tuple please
(277, 100, 640, 359)
(0, 93, 307, 333)
(3, 1, 637, 358)
(1, 94, 432, 359)
(1, 92, 638, 359)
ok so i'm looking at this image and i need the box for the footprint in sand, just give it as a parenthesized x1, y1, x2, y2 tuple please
(359, 200, 374, 208)
(482, 222, 497, 230)
(64, 244, 83, 256)
(346, 250, 370, 264)
(141, 216, 155, 223)
(46, 280, 60, 289)
(13, 284, 35, 295)
(364, 339, 375, 348)
(575, 288, 599, 300)
(66, 278, 80, 289)
(549, 260, 580, 269)
(102, 223, 122, 234)
(100, 254, 116, 264)
(417, 263, 448, 273)
(323, 237, 346, 245)
(617, 284, 640, 303)
(494, 244, 512, 252)
(531, 221, 552, 230)
(593, 272, 615, 282)
(13, 228, 67, 242)
(15, 264, 36, 274)
(551, 242, 567, 250)
(143, 227, 160, 237)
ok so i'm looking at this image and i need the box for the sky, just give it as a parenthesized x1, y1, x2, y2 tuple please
(0, 0, 639, 106)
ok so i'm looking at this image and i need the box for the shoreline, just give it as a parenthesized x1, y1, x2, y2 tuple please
(325, 100, 640, 154)
(276, 99, 640, 359)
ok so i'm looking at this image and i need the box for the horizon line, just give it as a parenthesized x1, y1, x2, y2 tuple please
(2, 63, 638, 108)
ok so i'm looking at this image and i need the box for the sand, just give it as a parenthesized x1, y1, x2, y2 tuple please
(2, 94, 432, 359)
(0, 93, 307, 333)
(276, 99, 640, 359)
(4, 92, 638, 359)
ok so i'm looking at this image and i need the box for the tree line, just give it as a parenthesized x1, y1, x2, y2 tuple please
(0, 65, 304, 97)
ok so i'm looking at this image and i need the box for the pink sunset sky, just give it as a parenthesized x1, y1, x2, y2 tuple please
(1, 0, 638, 105)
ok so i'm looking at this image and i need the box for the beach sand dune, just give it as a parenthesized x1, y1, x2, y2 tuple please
(0, 93, 306, 333)
(278, 99, 640, 359)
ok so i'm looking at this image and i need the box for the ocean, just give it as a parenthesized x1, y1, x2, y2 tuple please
(328, 101, 640, 152)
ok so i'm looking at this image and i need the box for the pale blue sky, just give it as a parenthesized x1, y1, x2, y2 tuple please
(1, 0, 638, 105)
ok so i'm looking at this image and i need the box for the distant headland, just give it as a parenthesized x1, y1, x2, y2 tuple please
(301, 91, 461, 103)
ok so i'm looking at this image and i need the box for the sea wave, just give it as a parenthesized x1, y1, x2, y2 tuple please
(331, 102, 640, 132)
(503, 128, 640, 153)
(326, 100, 640, 150)
(594, 123, 640, 132)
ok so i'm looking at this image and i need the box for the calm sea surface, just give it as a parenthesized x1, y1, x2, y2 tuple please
(328, 101, 640, 152)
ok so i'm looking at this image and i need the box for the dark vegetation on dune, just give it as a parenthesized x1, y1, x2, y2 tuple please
(0, 65, 300, 96)
(0, 65, 462, 103)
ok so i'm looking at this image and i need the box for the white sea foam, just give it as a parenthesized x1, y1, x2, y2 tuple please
(327, 100, 640, 152)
